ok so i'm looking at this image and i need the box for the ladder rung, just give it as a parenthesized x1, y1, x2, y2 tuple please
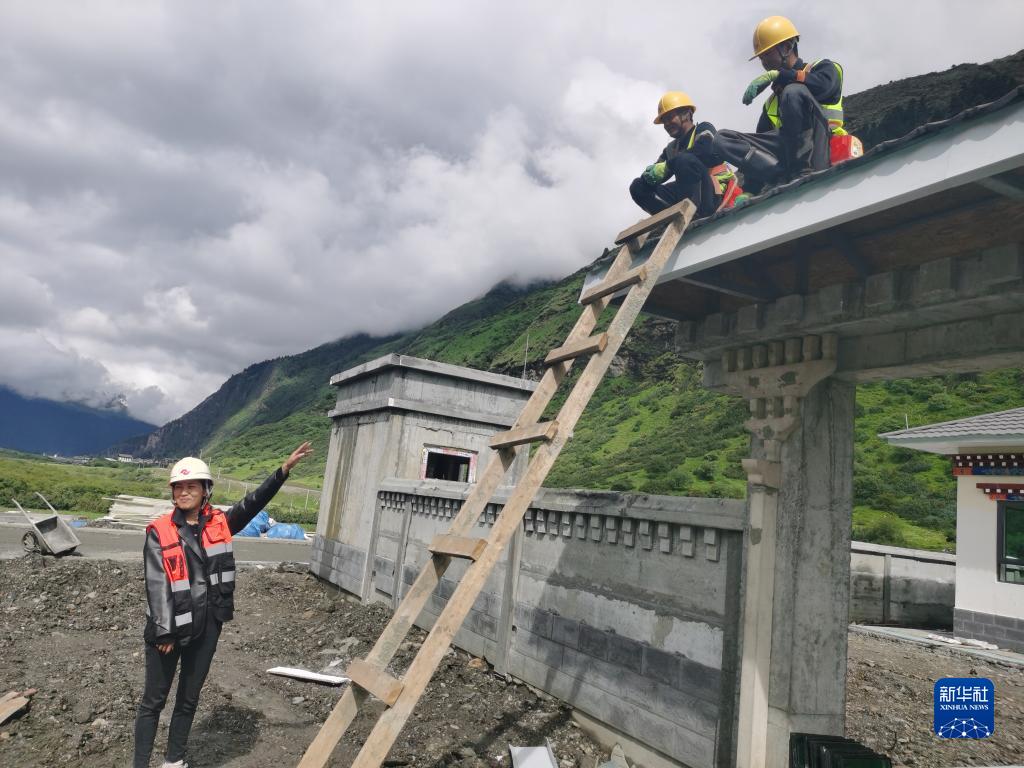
(489, 421, 558, 450)
(615, 198, 693, 244)
(429, 534, 487, 561)
(579, 266, 646, 305)
(347, 659, 403, 706)
(544, 333, 608, 365)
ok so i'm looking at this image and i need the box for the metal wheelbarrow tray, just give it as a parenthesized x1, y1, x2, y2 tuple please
(12, 496, 81, 556)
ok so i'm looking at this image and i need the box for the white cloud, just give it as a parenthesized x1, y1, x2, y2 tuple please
(0, 0, 1021, 424)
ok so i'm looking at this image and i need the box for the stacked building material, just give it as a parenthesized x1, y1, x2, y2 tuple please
(101, 495, 228, 527)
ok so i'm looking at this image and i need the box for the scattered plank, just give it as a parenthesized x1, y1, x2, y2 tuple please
(267, 667, 350, 686)
(0, 688, 35, 726)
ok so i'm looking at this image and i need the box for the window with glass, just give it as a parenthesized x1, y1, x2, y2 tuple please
(997, 501, 1024, 584)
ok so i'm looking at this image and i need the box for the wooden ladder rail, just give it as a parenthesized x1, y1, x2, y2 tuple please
(297, 199, 695, 768)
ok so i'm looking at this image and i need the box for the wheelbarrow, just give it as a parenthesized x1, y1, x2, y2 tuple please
(11, 497, 81, 556)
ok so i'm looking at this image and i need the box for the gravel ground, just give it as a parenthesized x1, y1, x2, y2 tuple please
(845, 633, 1024, 766)
(0, 555, 600, 768)
(1, 555, 1021, 767)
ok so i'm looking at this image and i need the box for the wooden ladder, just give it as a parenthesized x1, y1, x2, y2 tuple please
(297, 199, 696, 768)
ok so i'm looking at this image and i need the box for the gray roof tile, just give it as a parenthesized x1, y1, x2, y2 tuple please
(880, 406, 1024, 440)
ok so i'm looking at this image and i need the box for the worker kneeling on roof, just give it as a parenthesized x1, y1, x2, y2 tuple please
(630, 91, 734, 218)
(132, 442, 313, 768)
(713, 15, 845, 194)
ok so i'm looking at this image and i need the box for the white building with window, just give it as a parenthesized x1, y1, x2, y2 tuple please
(882, 406, 1024, 652)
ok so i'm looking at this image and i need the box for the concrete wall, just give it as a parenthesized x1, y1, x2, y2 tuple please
(848, 541, 955, 628)
(309, 477, 965, 767)
(312, 482, 746, 768)
(952, 473, 1024, 651)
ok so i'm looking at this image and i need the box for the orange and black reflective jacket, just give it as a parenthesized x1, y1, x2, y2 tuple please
(147, 506, 236, 642)
(142, 468, 287, 646)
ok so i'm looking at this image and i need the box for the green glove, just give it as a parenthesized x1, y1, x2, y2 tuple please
(641, 161, 668, 185)
(742, 70, 779, 105)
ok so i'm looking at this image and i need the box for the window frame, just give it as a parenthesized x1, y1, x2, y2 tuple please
(420, 445, 477, 484)
(996, 499, 1024, 585)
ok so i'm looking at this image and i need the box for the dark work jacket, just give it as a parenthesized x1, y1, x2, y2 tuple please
(142, 467, 288, 646)
(756, 58, 842, 133)
(655, 121, 724, 170)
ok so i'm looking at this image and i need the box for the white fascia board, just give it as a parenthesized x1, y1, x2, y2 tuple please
(662, 102, 1024, 280)
(582, 101, 1024, 295)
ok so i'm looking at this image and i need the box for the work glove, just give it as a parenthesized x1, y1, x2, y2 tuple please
(742, 70, 779, 105)
(641, 161, 668, 185)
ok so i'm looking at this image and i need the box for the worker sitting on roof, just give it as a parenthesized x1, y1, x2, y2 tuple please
(629, 91, 734, 218)
(712, 15, 845, 194)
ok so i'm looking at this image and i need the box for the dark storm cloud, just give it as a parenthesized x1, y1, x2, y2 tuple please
(0, 1, 1020, 423)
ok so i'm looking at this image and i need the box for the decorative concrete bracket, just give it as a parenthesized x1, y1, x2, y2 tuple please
(714, 333, 838, 446)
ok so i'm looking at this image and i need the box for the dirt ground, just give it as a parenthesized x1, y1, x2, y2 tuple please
(0, 555, 1021, 768)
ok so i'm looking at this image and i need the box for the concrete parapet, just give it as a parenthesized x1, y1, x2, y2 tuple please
(677, 243, 1024, 380)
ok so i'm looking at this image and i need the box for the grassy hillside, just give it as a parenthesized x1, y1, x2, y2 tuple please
(0, 450, 319, 527)
(130, 266, 1023, 550)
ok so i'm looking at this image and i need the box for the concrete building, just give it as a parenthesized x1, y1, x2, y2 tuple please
(882, 406, 1024, 651)
(313, 354, 534, 601)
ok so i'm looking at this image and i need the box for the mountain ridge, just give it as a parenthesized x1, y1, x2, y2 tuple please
(0, 386, 155, 456)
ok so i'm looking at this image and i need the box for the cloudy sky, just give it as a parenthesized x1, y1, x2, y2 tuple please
(1, 1, 1021, 425)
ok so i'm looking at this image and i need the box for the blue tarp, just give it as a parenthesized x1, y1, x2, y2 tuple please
(237, 510, 271, 537)
(266, 522, 306, 540)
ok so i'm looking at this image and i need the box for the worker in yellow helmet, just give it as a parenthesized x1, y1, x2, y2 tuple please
(629, 91, 733, 218)
(712, 16, 845, 193)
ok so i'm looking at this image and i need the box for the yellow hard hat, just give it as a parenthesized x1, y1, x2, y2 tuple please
(750, 15, 799, 60)
(653, 91, 697, 124)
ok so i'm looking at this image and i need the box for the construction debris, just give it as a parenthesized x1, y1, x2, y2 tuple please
(100, 495, 228, 528)
(596, 744, 630, 768)
(509, 739, 559, 768)
(266, 667, 349, 686)
(0, 689, 36, 726)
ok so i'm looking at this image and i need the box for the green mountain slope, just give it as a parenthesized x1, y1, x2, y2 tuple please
(121, 51, 1024, 549)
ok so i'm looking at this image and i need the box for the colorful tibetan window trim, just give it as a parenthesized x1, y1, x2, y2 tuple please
(976, 482, 1024, 501)
(952, 454, 1024, 476)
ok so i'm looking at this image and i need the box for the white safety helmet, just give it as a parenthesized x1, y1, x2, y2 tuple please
(169, 457, 213, 487)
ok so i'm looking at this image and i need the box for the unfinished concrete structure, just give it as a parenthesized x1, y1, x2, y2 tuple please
(313, 355, 534, 600)
(581, 90, 1024, 765)
(309, 92, 1023, 768)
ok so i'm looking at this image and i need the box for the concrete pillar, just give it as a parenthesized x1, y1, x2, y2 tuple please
(764, 377, 855, 765)
(714, 334, 854, 766)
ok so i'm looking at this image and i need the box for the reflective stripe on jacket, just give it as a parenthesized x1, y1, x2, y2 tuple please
(764, 59, 846, 134)
(147, 506, 236, 641)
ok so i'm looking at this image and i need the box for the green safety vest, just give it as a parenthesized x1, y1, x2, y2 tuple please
(665, 128, 736, 195)
(764, 59, 846, 135)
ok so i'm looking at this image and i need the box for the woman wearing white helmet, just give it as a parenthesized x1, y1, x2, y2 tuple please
(132, 442, 313, 768)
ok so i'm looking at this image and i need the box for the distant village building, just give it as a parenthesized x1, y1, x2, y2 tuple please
(117, 453, 134, 463)
(883, 406, 1024, 652)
